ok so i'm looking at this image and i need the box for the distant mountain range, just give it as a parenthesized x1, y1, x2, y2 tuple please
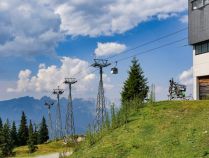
(0, 96, 96, 134)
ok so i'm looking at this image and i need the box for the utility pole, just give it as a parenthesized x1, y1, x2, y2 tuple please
(44, 101, 54, 139)
(53, 86, 64, 139)
(64, 78, 77, 140)
(91, 59, 111, 130)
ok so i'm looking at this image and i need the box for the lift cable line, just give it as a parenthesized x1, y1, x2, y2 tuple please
(53, 86, 64, 139)
(44, 101, 54, 139)
(63, 27, 188, 81)
(64, 78, 77, 140)
(91, 59, 111, 130)
(115, 37, 188, 62)
(75, 40, 188, 84)
(105, 27, 188, 60)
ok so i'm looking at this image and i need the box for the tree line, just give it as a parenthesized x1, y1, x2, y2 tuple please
(0, 111, 49, 157)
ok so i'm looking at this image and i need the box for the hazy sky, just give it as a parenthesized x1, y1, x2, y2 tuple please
(0, 0, 192, 102)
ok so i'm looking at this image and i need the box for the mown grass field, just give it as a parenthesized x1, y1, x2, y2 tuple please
(70, 100, 209, 158)
(12, 140, 70, 157)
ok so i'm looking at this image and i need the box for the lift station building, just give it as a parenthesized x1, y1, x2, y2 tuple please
(189, 0, 209, 100)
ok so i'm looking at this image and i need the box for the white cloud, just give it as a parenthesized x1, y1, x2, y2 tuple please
(7, 57, 114, 99)
(180, 15, 188, 23)
(0, 0, 187, 56)
(0, 0, 63, 56)
(55, 0, 187, 37)
(94, 42, 126, 57)
(179, 67, 193, 96)
(7, 57, 94, 93)
(179, 67, 193, 85)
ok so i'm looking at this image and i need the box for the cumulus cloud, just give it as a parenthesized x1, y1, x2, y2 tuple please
(56, 0, 187, 37)
(0, 0, 187, 56)
(94, 42, 126, 57)
(7, 57, 94, 92)
(179, 67, 193, 85)
(0, 0, 63, 56)
(7, 57, 114, 98)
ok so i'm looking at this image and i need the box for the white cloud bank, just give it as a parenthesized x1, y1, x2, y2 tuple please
(56, 0, 187, 37)
(7, 57, 114, 99)
(0, 0, 187, 56)
(7, 57, 95, 93)
(179, 67, 193, 86)
(94, 42, 126, 57)
(179, 67, 193, 96)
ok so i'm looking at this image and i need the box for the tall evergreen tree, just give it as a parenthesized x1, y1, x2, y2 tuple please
(0, 117, 3, 131)
(28, 120, 37, 153)
(38, 117, 49, 144)
(33, 123, 38, 145)
(18, 111, 29, 146)
(0, 121, 14, 157)
(10, 121, 18, 147)
(121, 57, 149, 104)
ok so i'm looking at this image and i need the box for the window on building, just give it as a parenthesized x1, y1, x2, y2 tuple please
(195, 41, 209, 55)
(202, 43, 208, 53)
(192, 0, 204, 10)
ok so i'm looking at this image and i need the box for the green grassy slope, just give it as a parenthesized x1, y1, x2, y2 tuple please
(71, 101, 209, 158)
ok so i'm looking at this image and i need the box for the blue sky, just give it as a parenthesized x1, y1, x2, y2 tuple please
(0, 0, 192, 102)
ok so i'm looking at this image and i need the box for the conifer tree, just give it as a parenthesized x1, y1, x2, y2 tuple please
(121, 57, 149, 104)
(33, 123, 38, 145)
(0, 120, 14, 157)
(38, 117, 49, 144)
(10, 121, 18, 147)
(0, 117, 3, 131)
(18, 111, 29, 146)
(28, 120, 37, 153)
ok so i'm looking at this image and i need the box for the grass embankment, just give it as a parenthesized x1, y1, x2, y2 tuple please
(71, 100, 209, 158)
(13, 140, 70, 157)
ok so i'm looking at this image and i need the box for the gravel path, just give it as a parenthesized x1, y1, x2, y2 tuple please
(35, 152, 72, 158)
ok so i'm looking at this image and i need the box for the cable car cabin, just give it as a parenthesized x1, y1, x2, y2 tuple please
(111, 67, 118, 74)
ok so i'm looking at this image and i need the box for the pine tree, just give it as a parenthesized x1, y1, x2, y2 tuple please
(10, 121, 18, 147)
(0, 117, 3, 131)
(18, 111, 29, 146)
(0, 120, 14, 157)
(33, 123, 38, 145)
(28, 120, 37, 153)
(121, 57, 149, 104)
(38, 117, 49, 144)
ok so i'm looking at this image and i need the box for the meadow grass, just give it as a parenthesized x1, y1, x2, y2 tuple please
(70, 100, 209, 158)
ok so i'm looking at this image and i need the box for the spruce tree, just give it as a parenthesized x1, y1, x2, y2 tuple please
(18, 111, 29, 146)
(0, 117, 3, 131)
(0, 121, 14, 157)
(38, 117, 49, 144)
(28, 120, 37, 153)
(10, 121, 18, 147)
(121, 57, 149, 104)
(33, 123, 38, 145)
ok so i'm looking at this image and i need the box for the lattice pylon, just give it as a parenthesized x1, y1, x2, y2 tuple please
(44, 101, 54, 139)
(53, 87, 64, 139)
(91, 59, 111, 130)
(64, 78, 77, 139)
